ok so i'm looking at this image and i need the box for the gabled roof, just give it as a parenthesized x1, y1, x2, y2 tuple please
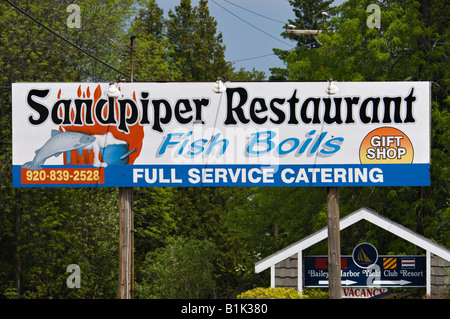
(255, 207, 450, 273)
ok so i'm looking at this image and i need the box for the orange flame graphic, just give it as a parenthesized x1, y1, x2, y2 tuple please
(60, 84, 144, 166)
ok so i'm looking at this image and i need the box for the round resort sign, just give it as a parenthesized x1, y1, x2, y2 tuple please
(352, 243, 378, 269)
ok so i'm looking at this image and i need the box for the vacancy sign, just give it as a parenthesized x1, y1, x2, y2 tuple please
(12, 81, 430, 187)
(342, 287, 387, 299)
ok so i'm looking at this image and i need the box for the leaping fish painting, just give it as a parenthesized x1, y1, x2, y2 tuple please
(22, 130, 95, 170)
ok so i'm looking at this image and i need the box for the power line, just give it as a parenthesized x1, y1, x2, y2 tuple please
(210, 0, 294, 48)
(222, 0, 286, 24)
(232, 53, 276, 63)
(4, 0, 130, 79)
(2, 15, 89, 78)
(0, 16, 70, 58)
(0, 16, 113, 83)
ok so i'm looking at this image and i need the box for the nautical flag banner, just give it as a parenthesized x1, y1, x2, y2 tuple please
(315, 258, 328, 270)
(315, 257, 347, 269)
(383, 257, 397, 269)
(401, 257, 416, 269)
(12, 82, 430, 188)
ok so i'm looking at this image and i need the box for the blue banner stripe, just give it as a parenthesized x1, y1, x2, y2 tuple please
(13, 163, 429, 188)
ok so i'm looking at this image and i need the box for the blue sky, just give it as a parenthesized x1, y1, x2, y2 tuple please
(156, 0, 344, 77)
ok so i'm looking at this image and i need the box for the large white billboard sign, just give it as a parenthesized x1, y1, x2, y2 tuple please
(12, 81, 430, 187)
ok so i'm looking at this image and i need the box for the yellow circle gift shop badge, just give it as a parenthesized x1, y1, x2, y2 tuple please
(360, 127, 414, 164)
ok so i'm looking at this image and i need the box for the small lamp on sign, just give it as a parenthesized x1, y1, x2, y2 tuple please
(325, 79, 339, 95)
(107, 82, 120, 98)
(213, 78, 226, 93)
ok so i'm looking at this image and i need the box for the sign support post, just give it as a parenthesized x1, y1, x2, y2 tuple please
(327, 186, 341, 299)
(118, 35, 135, 299)
(324, 80, 341, 299)
(118, 186, 133, 299)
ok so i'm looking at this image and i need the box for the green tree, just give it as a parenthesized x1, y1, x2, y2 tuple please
(285, 0, 333, 48)
(129, 0, 181, 81)
(0, 0, 134, 298)
(270, 0, 333, 80)
(2, 187, 119, 299)
(230, 67, 266, 81)
(133, 188, 178, 254)
(136, 236, 216, 299)
(225, 187, 327, 264)
(171, 187, 249, 297)
(166, 0, 232, 81)
(269, 0, 449, 253)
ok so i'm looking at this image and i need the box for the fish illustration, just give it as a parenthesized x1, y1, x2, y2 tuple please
(23, 130, 96, 170)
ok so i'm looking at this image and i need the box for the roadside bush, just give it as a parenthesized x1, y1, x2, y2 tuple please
(236, 287, 328, 299)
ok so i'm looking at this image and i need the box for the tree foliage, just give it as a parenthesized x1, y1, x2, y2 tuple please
(136, 236, 216, 299)
(268, 0, 449, 253)
(129, 0, 181, 81)
(0, 0, 133, 299)
(237, 287, 328, 299)
(166, 0, 233, 81)
(0, 0, 246, 299)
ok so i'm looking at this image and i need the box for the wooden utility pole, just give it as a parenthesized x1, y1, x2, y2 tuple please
(118, 35, 135, 299)
(327, 187, 341, 299)
(288, 23, 342, 299)
(118, 187, 133, 299)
